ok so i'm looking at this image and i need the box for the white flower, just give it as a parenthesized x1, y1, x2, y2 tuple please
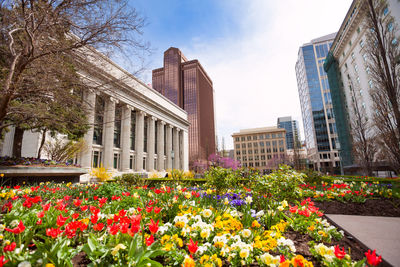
(17, 262, 31, 267)
(245, 196, 253, 204)
(10, 220, 19, 228)
(256, 210, 264, 218)
(239, 248, 250, 259)
(241, 229, 251, 238)
(202, 209, 212, 218)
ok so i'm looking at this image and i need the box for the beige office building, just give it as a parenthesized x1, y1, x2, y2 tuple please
(232, 127, 286, 173)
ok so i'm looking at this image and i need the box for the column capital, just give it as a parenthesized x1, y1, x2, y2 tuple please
(175, 128, 181, 132)
(138, 110, 146, 116)
(159, 121, 166, 126)
(124, 104, 133, 111)
(150, 116, 157, 121)
(109, 96, 119, 103)
(167, 124, 174, 129)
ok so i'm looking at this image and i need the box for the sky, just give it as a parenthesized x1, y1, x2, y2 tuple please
(122, 0, 353, 149)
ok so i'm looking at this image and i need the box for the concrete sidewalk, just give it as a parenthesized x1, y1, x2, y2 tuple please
(326, 215, 400, 267)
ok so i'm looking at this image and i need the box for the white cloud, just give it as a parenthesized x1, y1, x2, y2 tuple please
(176, 0, 352, 149)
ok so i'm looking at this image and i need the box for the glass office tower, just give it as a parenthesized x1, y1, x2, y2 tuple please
(277, 116, 299, 150)
(295, 33, 340, 172)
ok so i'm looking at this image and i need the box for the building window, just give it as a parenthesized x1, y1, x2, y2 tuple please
(236, 144, 240, 149)
(92, 151, 102, 168)
(144, 117, 149, 152)
(114, 106, 121, 148)
(357, 27, 361, 33)
(388, 22, 393, 32)
(351, 52, 355, 59)
(241, 137, 245, 141)
(247, 136, 251, 141)
(129, 155, 134, 169)
(130, 111, 136, 150)
(242, 143, 246, 148)
(93, 96, 105, 145)
(154, 122, 158, 154)
(354, 64, 358, 73)
(368, 80, 373, 88)
(360, 39, 364, 48)
(235, 137, 239, 142)
(349, 40, 352, 46)
(163, 125, 166, 156)
(248, 143, 252, 148)
(383, 6, 389, 16)
(113, 153, 120, 169)
(357, 76, 360, 83)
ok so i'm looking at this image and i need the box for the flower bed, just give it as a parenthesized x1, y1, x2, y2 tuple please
(0, 169, 392, 266)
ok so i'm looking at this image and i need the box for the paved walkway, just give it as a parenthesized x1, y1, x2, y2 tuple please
(326, 215, 400, 267)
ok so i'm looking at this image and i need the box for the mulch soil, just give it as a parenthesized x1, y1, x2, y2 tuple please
(314, 198, 400, 217)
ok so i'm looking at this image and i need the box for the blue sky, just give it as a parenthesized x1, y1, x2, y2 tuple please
(121, 0, 353, 149)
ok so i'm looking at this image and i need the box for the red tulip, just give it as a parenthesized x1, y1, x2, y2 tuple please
(365, 250, 382, 266)
(5, 221, 25, 234)
(147, 219, 159, 234)
(108, 224, 119, 235)
(72, 213, 80, 220)
(46, 228, 63, 238)
(36, 219, 42, 225)
(56, 214, 69, 227)
(37, 211, 45, 218)
(73, 199, 82, 207)
(0, 255, 9, 267)
(187, 239, 198, 254)
(334, 245, 346, 259)
(3, 242, 16, 252)
(93, 223, 104, 231)
(80, 205, 88, 212)
(90, 214, 98, 224)
(280, 255, 285, 263)
(146, 235, 154, 246)
(146, 206, 153, 213)
(154, 207, 161, 214)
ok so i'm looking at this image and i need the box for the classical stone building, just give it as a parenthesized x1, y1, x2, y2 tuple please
(0, 46, 190, 173)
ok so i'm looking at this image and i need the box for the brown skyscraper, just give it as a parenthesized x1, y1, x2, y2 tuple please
(152, 47, 216, 166)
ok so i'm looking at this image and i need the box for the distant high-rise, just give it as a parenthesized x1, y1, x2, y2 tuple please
(152, 47, 216, 166)
(277, 116, 299, 150)
(295, 33, 340, 172)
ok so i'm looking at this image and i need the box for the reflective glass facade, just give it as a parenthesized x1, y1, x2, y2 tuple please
(277, 117, 299, 149)
(296, 34, 340, 171)
(152, 47, 216, 166)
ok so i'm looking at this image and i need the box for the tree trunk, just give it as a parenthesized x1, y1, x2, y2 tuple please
(12, 127, 24, 158)
(37, 129, 47, 158)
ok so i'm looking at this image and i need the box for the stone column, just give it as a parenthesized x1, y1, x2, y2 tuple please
(103, 97, 116, 169)
(120, 105, 132, 172)
(81, 90, 96, 169)
(147, 116, 156, 171)
(182, 130, 189, 171)
(173, 128, 180, 169)
(157, 121, 165, 171)
(135, 110, 145, 171)
(166, 125, 173, 170)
